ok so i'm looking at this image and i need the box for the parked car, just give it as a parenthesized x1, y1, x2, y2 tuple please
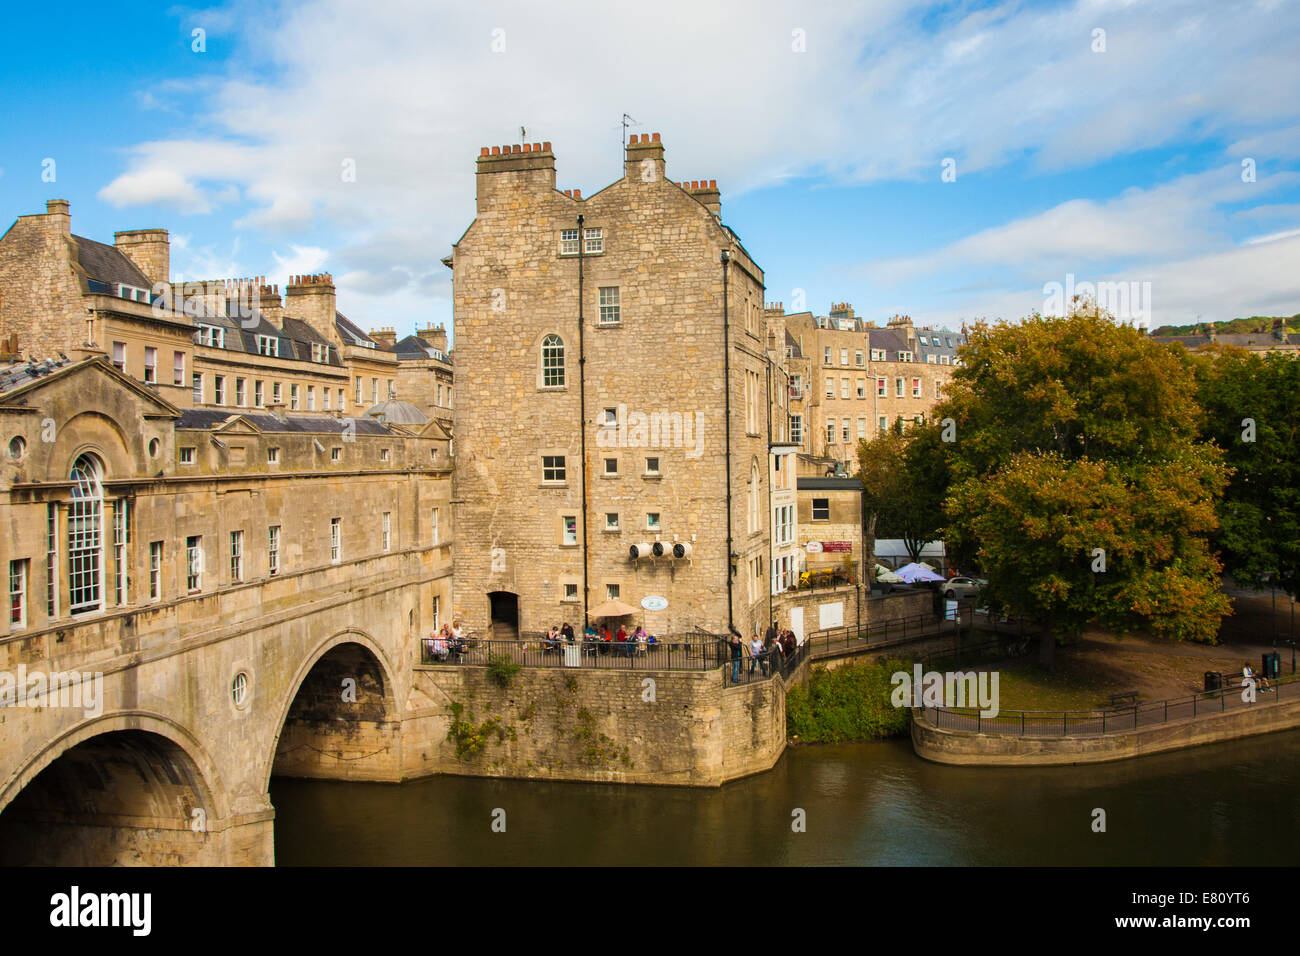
(942, 576, 986, 601)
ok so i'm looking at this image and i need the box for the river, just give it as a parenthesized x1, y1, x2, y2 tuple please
(271, 728, 1300, 866)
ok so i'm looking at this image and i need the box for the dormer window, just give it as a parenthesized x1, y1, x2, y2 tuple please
(118, 283, 151, 303)
(198, 325, 225, 348)
(257, 335, 279, 357)
(311, 343, 330, 363)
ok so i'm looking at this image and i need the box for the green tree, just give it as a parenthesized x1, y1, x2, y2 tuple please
(939, 305, 1230, 667)
(1195, 347, 1300, 600)
(856, 422, 946, 573)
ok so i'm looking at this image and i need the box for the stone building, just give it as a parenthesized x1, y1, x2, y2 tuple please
(386, 323, 454, 430)
(783, 306, 967, 473)
(448, 134, 792, 640)
(1149, 321, 1300, 355)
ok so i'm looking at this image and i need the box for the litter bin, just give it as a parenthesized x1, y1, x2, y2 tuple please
(1204, 671, 1222, 692)
(1263, 652, 1281, 680)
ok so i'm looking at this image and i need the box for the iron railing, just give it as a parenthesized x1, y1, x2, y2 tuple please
(720, 638, 814, 687)
(920, 671, 1299, 737)
(804, 610, 976, 658)
(419, 635, 729, 671)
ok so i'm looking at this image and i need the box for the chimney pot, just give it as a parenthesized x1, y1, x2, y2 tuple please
(532, 142, 541, 151)
(543, 141, 551, 151)
(522, 143, 532, 153)
(511, 144, 520, 154)
(480, 147, 489, 156)
(573, 189, 581, 199)
(709, 179, 716, 188)
(491, 146, 500, 155)
(652, 133, 661, 142)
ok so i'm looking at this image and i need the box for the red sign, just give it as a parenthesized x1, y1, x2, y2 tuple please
(821, 541, 853, 552)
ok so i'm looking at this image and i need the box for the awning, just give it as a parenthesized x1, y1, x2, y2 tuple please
(590, 599, 638, 618)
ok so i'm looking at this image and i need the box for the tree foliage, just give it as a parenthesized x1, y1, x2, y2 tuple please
(1194, 347, 1300, 599)
(935, 306, 1230, 664)
(857, 422, 947, 566)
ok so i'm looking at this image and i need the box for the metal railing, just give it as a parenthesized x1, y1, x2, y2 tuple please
(418, 635, 729, 671)
(921, 671, 1300, 738)
(804, 610, 975, 658)
(721, 639, 813, 688)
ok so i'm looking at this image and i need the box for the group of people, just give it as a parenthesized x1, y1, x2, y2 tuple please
(532, 621, 659, 657)
(726, 621, 801, 681)
(425, 620, 466, 662)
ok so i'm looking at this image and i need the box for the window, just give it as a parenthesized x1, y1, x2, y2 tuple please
(290, 384, 300, 410)
(254, 380, 264, 407)
(337, 388, 345, 409)
(46, 503, 58, 618)
(941, 355, 950, 365)
(899, 350, 914, 362)
(790, 415, 803, 444)
(192, 373, 203, 403)
(311, 343, 328, 363)
(926, 353, 937, 364)
(598, 287, 620, 325)
(257, 335, 279, 357)
(790, 375, 803, 399)
(355, 376, 363, 405)
(604, 457, 618, 475)
(149, 541, 162, 601)
(382, 512, 391, 551)
(879, 415, 888, 432)
(9, 559, 28, 629)
(826, 423, 835, 444)
(605, 512, 619, 531)
(371, 378, 379, 405)
(919, 335, 929, 346)
(112, 342, 126, 372)
(646, 512, 660, 531)
(774, 504, 794, 547)
(186, 535, 202, 592)
(645, 456, 660, 475)
(935, 380, 943, 399)
(855, 350, 864, 367)
(198, 325, 225, 348)
(823, 347, 831, 364)
(840, 377, 850, 399)
(896, 377, 904, 397)
(543, 456, 566, 482)
(858, 417, 867, 440)
(267, 447, 280, 464)
(112, 499, 128, 605)
(584, 227, 603, 253)
(323, 388, 331, 410)
(236, 378, 247, 406)
(268, 526, 280, 576)
(840, 348, 849, 366)
(559, 228, 579, 255)
(812, 498, 830, 521)
(173, 352, 185, 386)
(432, 595, 441, 629)
(912, 378, 921, 398)
(564, 583, 579, 601)
(563, 515, 577, 546)
(825, 378, 834, 399)
(144, 347, 157, 384)
(68, 454, 104, 613)
(330, 517, 342, 563)
(214, 375, 226, 405)
(273, 382, 282, 404)
(307, 386, 315, 411)
(606, 583, 620, 601)
(856, 379, 866, 399)
(229, 530, 243, 583)
(330, 447, 341, 462)
(431, 508, 440, 546)
(179, 446, 195, 465)
(842, 420, 850, 442)
(379, 447, 390, 462)
(541, 334, 565, 386)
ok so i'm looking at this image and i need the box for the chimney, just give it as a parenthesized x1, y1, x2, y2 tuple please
(625, 133, 666, 185)
(257, 281, 283, 325)
(369, 326, 397, 349)
(114, 228, 170, 287)
(419, 322, 449, 353)
(684, 178, 720, 217)
(45, 199, 71, 237)
(284, 273, 342, 349)
(475, 141, 556, 214)
(764, 302, 785, 317)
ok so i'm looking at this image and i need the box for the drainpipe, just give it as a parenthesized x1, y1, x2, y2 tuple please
(721, 249, 740, 639)
(578, 214, 590, 633)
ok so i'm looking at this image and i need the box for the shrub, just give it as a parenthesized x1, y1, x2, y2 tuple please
(786, 657, 911, 742)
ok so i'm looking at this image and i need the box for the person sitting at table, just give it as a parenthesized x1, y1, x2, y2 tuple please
(431, 634, 449, 662)
(545, 626, 561, 652)
(561, 622, 575, 643)
(616, 625, 631, 656)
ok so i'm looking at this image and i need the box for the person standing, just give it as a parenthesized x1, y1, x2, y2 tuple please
(728, 634, 744, 683)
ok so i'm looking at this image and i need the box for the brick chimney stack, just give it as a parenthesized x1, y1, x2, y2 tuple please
(419, 322, 449, 353)
(284, 273, 341, 349)
(683, 178, 720, 217)
(475, 141, 556, 214)
(625, 133, 666, 185)
(114, 228, 171, 287)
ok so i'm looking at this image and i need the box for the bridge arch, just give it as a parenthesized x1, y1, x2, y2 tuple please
(0, 712, 228, 865)
(264, 628, 403, 787)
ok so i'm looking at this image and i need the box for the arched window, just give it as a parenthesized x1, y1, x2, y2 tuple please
(68, 453, 104, 613)
(748, 459, 761, 534)
(541, 335, 565, 387)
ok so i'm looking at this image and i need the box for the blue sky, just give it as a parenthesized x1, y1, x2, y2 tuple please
(3, 0, 1299, 342)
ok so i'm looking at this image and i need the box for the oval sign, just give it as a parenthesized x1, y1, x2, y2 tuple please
(805, 542, 823, 553)
(641, 595, 668, 611)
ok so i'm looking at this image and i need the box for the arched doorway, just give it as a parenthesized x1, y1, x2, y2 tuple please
(0, 730, 215, 865)
(270, 641, 399, 782)
(487, 590, 519, 640)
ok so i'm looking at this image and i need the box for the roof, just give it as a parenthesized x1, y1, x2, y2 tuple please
(797, 477, 862, 491)
(335, 312, 380, 349)
(364, 400, 428, 425)
(72, 235, 152, 290)
(175, 409, 391, 435)
(393, 334, 451, 362)
(784, 330, 803, 359)
(0, 356, 74, 395)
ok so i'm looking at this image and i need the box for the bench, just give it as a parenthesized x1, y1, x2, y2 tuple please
(1108, 691, 1139, 708)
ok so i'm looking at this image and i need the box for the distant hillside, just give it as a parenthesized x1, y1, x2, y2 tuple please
(1151, 314, 1300, 336)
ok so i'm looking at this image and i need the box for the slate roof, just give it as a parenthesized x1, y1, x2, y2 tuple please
(0, 356, 73, 395)
(335, 312, 380, 349)
(175, 409, 391, 434)
(73, 235, 152, 290)
(784, 330, 804, 359)
(867, 327, 911, 359)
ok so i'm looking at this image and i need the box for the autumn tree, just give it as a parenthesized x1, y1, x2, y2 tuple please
(936, 304, 1230, 667)
(856, 421, 947, 573)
